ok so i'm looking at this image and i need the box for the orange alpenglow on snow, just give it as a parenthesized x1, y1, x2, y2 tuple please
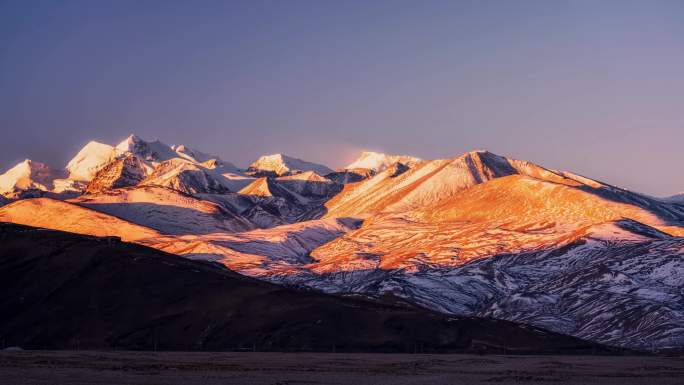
(2, 138, 684, 350)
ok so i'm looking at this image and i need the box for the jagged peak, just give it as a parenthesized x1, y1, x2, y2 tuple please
(115, 134, 144, 153)
(117, 133, 142, 146)
(114, 134, 178, 163)
(84, 154, 146, 194)
(115, 134, 166, 151)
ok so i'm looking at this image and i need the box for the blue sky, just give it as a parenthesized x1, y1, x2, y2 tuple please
(1, 0, 683, 195)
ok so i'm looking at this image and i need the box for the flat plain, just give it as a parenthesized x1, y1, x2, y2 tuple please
(1, 351, 683, 385)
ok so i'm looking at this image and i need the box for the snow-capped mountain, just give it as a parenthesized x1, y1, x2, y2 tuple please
(138, 158, 232, 195)
(66, 134, 178, 183)
(324, 150, 684, 223)
(0, 159, 63, 193)
(324, 150, 527, 219)
(247, 154, 334, 177)
(2, 140, 684, 350)
(114, 134, 178, 163)
(2, 134, 253, 198)
(345, 151, 421, 172)
(66, 141, 120, 182)
(66, 134, 241, 182)
(0, 159, 78, 198)
(0, 138, 333, 229)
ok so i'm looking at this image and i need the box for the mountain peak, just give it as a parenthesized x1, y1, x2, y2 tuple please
(115, 135, 178, 163)
(66, 141, 118, 182)
(115, 134, 145, 152)
(17, 158, 35, 169)
(123, 133, 142, 143)
(14, 158, 47, 171)
(457, 149, 499, 160)
(248, 154, 333, 176)
(465, 149, 491, 154)
(258, 153, 289, 163)
(346, 151, 421, 172)
(0, 158, 66, 197)
(358, 151, 385, 157)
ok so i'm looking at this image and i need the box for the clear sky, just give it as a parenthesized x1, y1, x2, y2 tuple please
(1, 0, 683, 196)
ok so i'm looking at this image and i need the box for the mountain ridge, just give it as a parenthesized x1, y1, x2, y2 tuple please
(1, 135, 683, 350)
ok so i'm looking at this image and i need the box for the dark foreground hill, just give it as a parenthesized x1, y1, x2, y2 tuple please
(0, 222, 617, 353)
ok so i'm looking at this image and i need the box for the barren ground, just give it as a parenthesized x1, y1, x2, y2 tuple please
(1, 351, 683, 385)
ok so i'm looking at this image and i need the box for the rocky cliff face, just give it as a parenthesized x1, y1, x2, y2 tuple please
(85, 155, 147, 194)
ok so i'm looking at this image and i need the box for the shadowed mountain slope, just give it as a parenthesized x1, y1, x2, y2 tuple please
(286, 219, 684, 350)
(0, 223, 616, 353)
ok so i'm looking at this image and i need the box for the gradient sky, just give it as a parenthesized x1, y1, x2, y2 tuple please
(1, 0, 683, 196)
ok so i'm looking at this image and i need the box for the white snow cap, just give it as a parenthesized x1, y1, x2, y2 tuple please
(66, 141, 118, 181)
(249, 154, 334, 176)
(346, 151, 421, 172)
(0, 159, 67, 195)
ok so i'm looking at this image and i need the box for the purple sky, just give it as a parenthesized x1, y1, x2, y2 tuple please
(1, 0, 683, 196)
